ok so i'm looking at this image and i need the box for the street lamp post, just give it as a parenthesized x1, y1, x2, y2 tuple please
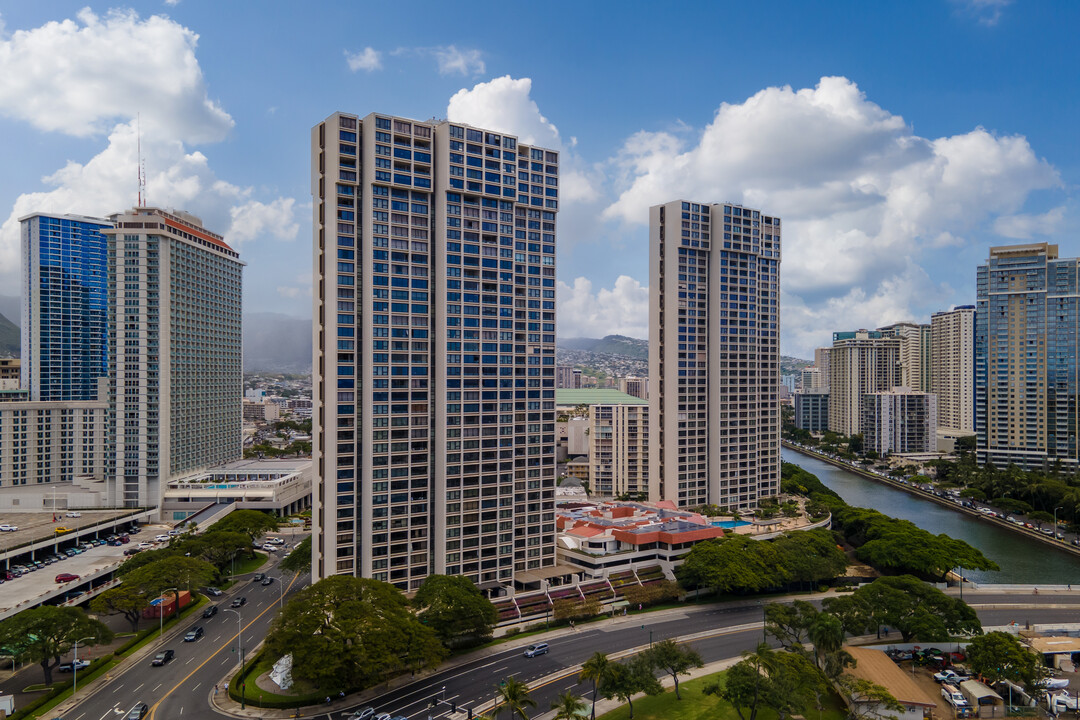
(1054, 506, 1064, 541)
(72, 635, 95, 698)
(159, 587, 178, 638)
(226, 608, 245, 709)
(267, 576, 284, 607)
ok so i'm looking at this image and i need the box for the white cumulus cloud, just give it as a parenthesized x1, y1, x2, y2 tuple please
(600, 76, 1059, 354)
(557, 276, 649, 339)
(227, 198, 299, 244)
(0, 8, 233, 143)
(448, 76, 560, 148)
(0, 10, 299, 291)
(345, 46, 382, 72)
(993, 206, 1066, 239)
(434, 46, 485, 76)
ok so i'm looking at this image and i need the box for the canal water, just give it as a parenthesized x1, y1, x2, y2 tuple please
(782, 447, 1080, 584)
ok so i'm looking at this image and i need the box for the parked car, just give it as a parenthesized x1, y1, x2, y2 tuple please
(154, 534, 170, 543)
(150, 649, 175, 666)
(65, 511, 82, 518)
(137, 542, 153, 550)
(124, 547, 142, 556)
(55, 573, 81, 583)
(57, 659, 90, 672)
(934, 669, 971, 684)
(231, 596, 247, 608)
(1050, 691, 1080, 712)
(202, 605, 219, 619)
(183, 627, 204, 642)
(0, 524, 18, 532)
(167, 529, 182, 536)
(126, 703, 149, 720)
(119, 533, 131, 543)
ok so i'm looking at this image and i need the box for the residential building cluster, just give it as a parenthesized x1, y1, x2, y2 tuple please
(793, 242, 1079, 472)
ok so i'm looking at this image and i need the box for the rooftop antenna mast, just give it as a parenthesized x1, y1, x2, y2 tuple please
(137, 113, 146, 206)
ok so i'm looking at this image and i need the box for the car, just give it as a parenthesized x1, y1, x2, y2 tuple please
(137, 542, 153, 549)
(150, 649, 175, 666)
(262, 544, 278, 552)
(119, 534, 130, 543)
(231, 596, 247, 608)
(55, 526, 72, 534)
(203, 605, 219, 619)
(126, 703, 149, 720)
(1050, 691, 1080, 712)
(391, 716, 408, 720)
(346, 708, 375, 720)
(267, 537, 285, 545)
(108, 539, 123, 546)
(183, 627, 204, 642)
(65, 511, 82, 518)
(374, 714, 392, 720)
(261, 577, 274, 586)
(0, 524, 17, 532)
(167, 529, 182, 536)
(57, 659, 91, 672)
(203, 586, 223, 596)
(55, 573, 81, 583)
(934, 669, 971, 684)
(64, 548, 77, 557)
(124, 547, 143, 556)
(154, 534, 170, 543)
(253, 573, 265, 582)
(523, 642, 549, 657)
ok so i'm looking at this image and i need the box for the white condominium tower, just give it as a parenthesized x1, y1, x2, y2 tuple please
(930, 305, 975, 433)
(648, 200, 781, 510)
(311, 112, 558, 590)
(104, 208, 243, 508)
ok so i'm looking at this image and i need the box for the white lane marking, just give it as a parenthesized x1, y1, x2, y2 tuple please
(491, 666, 507, 673)
(191, 682, 200, 692)
(153, 682, 162, 691)
(185, 657, 194, 664)
(133, 683, 143, 692)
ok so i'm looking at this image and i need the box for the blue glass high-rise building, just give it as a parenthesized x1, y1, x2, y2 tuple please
(20, 213, 112, 401)
(976, 243, 1079, 470)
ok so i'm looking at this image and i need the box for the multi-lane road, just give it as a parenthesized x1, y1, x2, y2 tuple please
(63, 584, 1080, 720)
(333, 594, 1080, 720)
(63, 550, 308, 720)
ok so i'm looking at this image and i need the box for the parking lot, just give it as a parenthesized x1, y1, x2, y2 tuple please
(0, 509, 141, 553)
(0, 522, 176, 617)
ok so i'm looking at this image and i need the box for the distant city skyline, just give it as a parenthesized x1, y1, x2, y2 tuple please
(0, 2, 1077, 358)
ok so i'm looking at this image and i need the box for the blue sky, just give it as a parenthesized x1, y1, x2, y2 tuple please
(0, 0, 1075, 357)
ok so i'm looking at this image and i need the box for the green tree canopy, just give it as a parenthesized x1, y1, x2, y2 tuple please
(89, 586, 148, 632)
(123, 556, 217, 619)
(601, 654, 662, 719)
(823, 575, 981, 642)
(764, 600, 819, 651)
(280, 534, 312, 574)
(0, 606, 112, 686)
(412, 574, 498, 647)
(211, 509, 279, 541)
(644, 639, 703, 700)
(579, 652, 612, 720)
(172, 530, 252, 572)
(551, 691, 588, 720)
(965, 631, 1049, 697)
(265, 575, 445, 691)
(494, 676, 536, 720)
(709, 645, 825, 720)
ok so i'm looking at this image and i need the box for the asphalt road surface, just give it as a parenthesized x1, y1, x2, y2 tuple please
(64, 551, 308, 720)
(62, 587, 1080, 720)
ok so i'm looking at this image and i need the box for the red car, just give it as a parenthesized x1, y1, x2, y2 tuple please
(55, 573, 80, 583)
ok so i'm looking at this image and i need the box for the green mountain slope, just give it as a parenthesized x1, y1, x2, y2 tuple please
(0, 311, 19, 358)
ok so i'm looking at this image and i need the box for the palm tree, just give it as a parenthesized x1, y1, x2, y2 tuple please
(551, 691, 588, 720)
(806, 613, 844, 671)
(579, 652, 611, 720)
(493, 677, 536, 720)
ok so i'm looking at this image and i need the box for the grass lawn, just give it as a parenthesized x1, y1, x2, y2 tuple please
(596, 670, 849, 720)
(229, 551, 267, 577)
